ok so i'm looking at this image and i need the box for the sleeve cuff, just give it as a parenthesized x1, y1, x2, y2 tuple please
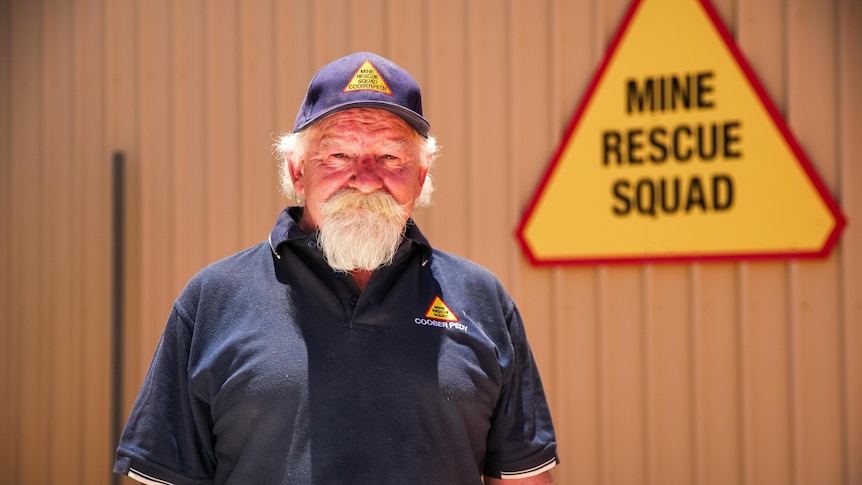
(488, 454, 559, 480)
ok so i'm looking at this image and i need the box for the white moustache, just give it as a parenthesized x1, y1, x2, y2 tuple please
(320, 189, 405, 219)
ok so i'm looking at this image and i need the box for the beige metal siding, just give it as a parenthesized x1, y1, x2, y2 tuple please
(1, 0, 860, 484)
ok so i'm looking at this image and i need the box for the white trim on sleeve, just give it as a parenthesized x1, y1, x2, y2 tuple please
(128, 467, 176, 485)
(498, 456, 558, 479)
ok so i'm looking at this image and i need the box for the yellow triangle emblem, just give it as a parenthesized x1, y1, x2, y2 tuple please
(343, 60, 393, 95)
(425, 296, 459, 322)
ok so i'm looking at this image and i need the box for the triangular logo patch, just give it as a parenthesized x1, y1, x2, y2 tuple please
(425, 296, 459, 322)
(343, 60, 393, 95)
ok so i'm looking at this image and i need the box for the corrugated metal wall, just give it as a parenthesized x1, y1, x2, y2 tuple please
(1, 0, 859, 484)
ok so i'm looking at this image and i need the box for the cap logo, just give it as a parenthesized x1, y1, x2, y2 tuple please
(343, 60, 393, 96)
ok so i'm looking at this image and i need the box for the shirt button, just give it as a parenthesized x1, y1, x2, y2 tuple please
(349, 297, 358, 306)
(306, 240, 316, 249)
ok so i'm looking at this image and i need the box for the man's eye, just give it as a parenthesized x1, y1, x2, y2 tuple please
(332, 153, 349, 159)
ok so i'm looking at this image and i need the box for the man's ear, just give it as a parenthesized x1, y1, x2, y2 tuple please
(417, 166, 429, 194)
(415, 156, 431, 196)
(288, 161, 305, 194)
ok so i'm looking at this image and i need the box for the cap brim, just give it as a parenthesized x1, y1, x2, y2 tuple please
(294, 101, 430, 138)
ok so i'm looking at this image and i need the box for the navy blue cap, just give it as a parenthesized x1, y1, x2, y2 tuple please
(293, 52, 430, 137)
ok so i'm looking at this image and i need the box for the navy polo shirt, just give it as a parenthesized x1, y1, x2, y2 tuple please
(114, 208, 558, 484)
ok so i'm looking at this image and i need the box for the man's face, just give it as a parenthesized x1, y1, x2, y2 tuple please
(290, 108, 429, 233)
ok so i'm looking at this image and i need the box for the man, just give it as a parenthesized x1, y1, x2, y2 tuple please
(114, 52, 558, 484)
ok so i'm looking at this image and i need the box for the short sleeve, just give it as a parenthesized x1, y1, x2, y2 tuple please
(113, 304, 216, 485)
(482, 303, 559, 479)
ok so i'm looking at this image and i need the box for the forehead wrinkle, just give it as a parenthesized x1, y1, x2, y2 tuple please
(314, 128, 411, 155)
(316, 133, 358, 151)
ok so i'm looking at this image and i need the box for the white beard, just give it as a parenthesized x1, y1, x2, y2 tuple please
(316, 189, 409, 272)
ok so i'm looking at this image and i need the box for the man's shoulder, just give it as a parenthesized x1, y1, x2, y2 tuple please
(430, 248, 492, 273)
(182, 242, 272, 294)
(428, 249, 504, 289)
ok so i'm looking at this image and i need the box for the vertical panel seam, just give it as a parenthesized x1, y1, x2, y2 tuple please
(641, 265, 651, 485)
(36, 0, 47, 481)
(202, 0, 211, 259)
(689, 264, 700, 485)
(735, 263, 748, 485)
(505, 0, 515, 282)
(596, 266, 608, 485)
(832, 3, 849, 483)
(780, 1, 796, 482)
(232, 0, 242, 248)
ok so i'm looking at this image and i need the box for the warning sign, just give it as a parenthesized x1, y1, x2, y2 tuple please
(343, 60, 393, 95)
(425, 296, 459, 322)
(516, 0, 846, 265)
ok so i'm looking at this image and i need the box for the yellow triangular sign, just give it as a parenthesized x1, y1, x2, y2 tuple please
(425, 296, 459, 322)
(516, 0, 845, 265)
(343, 60, 393, 95)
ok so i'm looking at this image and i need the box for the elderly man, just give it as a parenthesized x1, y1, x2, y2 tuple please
(114, 52, 558, 484)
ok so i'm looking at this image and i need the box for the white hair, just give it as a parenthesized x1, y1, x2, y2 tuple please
(273, 128, 439, 207)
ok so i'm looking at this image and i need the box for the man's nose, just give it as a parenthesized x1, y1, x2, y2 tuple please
(348, 156, 384, 193)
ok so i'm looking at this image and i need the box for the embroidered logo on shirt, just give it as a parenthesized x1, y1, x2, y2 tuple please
(425, 296, 458, 322)
(343, 60, 394, 95)
(415, 296, 467, 331)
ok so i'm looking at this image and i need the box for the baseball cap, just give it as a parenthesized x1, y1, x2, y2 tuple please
(293, 52, 430, 137)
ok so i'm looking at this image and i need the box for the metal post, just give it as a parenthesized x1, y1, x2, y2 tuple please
(110, 151, 125, 485)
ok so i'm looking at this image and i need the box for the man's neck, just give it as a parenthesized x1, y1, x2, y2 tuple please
(350, 270, 373, 290)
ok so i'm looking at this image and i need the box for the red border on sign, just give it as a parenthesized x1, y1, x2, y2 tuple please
(515, 0, 847, 266)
